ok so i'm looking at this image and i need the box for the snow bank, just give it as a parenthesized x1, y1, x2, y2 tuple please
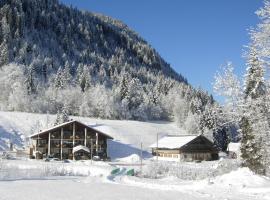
(213, 167, 269, 188)
(116, 154, 141, 163)
(0, 159, 113, 180)
(142, 159, 240, 180)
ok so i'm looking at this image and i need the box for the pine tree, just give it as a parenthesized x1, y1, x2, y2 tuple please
(54, 109, 61, 125)
(240, 45, 266, 175)
(76, 64, 91, 92)
(54, 105, 70, 125)
(61, 104, 70, 123)
(25, 66, 36, 94)
(240, 117, 265, 175)
(54, 68, 63, 89)
(62, 61, 72, 87)
(244, 45, 265, 99)
(0, 40, 9, 66)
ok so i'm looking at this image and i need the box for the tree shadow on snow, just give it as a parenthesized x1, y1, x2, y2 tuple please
(89, 123, 105, 128)
(107, 140, 152, 160)
(0, 126, 24, 151)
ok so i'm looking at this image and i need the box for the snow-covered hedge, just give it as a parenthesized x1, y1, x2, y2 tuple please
(0, 159, 111, 181)
(142, 159, 240, 180)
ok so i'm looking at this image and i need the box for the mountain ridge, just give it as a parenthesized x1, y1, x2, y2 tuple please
(0, 0, 186, 83)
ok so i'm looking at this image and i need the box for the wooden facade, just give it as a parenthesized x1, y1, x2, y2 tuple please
(151, 135, 219, 161)
(30, 120, 113, 160)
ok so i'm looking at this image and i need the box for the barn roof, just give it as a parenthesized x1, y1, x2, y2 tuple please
(29, 120, 113, 139)
(149, 135, 198, 149)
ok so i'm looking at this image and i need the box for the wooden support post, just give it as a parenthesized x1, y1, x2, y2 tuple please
(35, 134, 39, 159)
(84, 128, 87, 146)
(96, 133, 98, 156)
(156, 133, 159, 163)
(60, 128, 63, 160)
(90, 138, 93, 164)
(106, 139, 108, 158)
(140, 142, 143, 176)
(48, 132, 51, 156)
(34, 139, 37, 153)
(72, 122, 75, 160)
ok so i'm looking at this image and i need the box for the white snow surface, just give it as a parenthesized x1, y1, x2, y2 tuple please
(228, 142, 241, 152)
(115, 153, 141, 163)
(0, 159, 270, 200)
(149, 135, 197, 148)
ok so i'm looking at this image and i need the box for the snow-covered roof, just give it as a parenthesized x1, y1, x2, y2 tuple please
(29, 120, 113, 139)
(149, 135, 198, 149)
(29, 121, 73, 138)
(228, 142, 241, 152)
(73, 145, 90, 153)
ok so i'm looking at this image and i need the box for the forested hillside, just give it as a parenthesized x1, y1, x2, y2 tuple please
(0, 0, 219, 141)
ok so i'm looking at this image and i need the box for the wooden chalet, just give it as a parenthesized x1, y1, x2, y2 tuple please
(30, 120, 113, 160)
(150, 135, 219, 161)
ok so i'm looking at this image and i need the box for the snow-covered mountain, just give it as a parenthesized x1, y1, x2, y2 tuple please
(0, 0, 185, 81)
(0, 0, 215, 123)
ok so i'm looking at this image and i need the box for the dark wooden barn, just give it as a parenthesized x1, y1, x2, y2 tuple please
(150, 135, 219, 161)
(30, 120, 113, 160)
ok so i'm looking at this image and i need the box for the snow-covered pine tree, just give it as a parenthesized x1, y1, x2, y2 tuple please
(76, 65, 91, 92)
(62, 61, 72, 87)
(54, 105, 70, 125)
(0, 40, 9, 66)
(240, 45, 266, 175)
(54, 109, 61, 125)
(240, 117, 265, 174)
(244, 45, 265, 99)
(0, 16, 10, 66)
(61, 104, 70, 123)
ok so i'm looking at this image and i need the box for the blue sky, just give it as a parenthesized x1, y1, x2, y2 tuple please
(61, 0, 262, 99)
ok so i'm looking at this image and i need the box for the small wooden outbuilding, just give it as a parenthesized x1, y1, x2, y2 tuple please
(30, 120, 113, 160)
(150, 135, 219, 161)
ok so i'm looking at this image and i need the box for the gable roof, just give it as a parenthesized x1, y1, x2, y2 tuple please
(29, 120, 113, 139)
(73, 145, 90, 153)
(149, 135, 198, 149)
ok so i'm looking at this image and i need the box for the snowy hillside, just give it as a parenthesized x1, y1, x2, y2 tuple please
(0, 111, 186, 158)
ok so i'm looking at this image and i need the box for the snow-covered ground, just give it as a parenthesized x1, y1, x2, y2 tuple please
(0, 159, 270, 200)
(1, 111, 270, 200)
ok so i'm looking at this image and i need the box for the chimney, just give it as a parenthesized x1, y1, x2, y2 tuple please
(10, 142, 13, 151)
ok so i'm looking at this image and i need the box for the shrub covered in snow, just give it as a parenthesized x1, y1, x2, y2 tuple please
(142, 159, 240, 180)
(0, 160, 112, 181)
